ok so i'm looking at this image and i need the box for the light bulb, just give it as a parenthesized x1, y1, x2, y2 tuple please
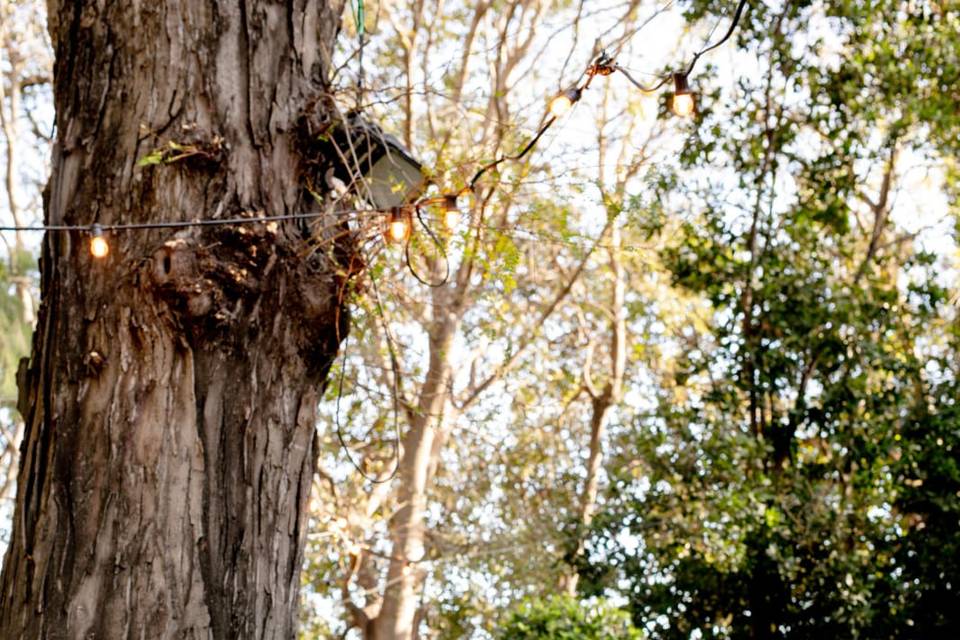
(387, 216, 410, 243)
(671, 93, 695, 117)
(89, 224, 109, 258)
(548, 87, 582, 118)
(442, 194, 459, 230)
(443, 209, 459, 230)
(549, 95, 573, 117)
(670, 72, 695, 117)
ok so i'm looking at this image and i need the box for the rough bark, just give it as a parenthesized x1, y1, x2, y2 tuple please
(0, 1, 348, 638)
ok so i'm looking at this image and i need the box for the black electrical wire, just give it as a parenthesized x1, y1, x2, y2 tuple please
(613, 64, 672, 93)
(685, 0, 750, 76)
(354, 0, 367, 111)
(0, 203, 455, 295)
(0, 208, 384, 233)
(463, 0, 750, 196)
(468, 115, 559, 191)
(333, 277, 403, 484)
(404, 206, 450, 287)
(2, 0, 750, 243)
(368, 268, 404, 482)
(607, 0, 749, 92)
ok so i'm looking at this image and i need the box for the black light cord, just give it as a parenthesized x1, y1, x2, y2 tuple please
(613, 64, 671, 93)
(0, 208, 384, 233)
(468, 115, 559, 192)
(4, 1, 751, 261)
(685, 0, 750, 76)
(404, 206, 450, 288)
(333, 290, 403, 485)
(368, 268, 404, 482)
(465, 1, 749, 193)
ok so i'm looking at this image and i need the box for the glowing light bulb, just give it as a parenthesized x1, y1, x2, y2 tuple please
(387, 213, 410, 243)
(443, 209, 459, 230)
(89, 224, 109, 258)
(671, 93, 695, 117)
(549, 95, 573, 117)
(548, 87, 582, 118)
(442, 194, 459, 230)
(670, 72, 695, 118)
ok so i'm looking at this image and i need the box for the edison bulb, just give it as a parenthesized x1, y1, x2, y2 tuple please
(387, 218, 409, 243)
(671, 93, 695, 117)
(89, 228, 109, 258)
(443, 208, 459, 230)
(549, 94, 574, 117)
(441, 195, 460, 230)
(548, 87, 582, 118)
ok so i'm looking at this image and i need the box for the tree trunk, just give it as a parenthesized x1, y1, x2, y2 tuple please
(369, 310, 457, 640)
(0, 1, 348, 638)
(563, 223, 626, 596)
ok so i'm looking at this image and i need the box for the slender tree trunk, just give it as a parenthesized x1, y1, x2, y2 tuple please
(1, 52, 41, 325)
(0, 60, 23, 244)
(0, 2, 348, 638)
(370, 311, 456, 640)
(563, 223, 626, 596)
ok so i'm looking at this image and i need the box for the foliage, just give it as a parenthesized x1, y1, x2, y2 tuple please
(292, 0, 960, 636)
(497, 596, 641, 640)
(0, 256, 33, 403)
(881, 376, 960, 636)
(579, 1, 960, 638)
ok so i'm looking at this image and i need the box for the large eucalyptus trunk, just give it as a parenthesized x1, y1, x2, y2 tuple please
(0, 1, 349, 637)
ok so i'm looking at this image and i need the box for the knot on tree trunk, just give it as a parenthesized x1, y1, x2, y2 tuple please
(145, 223, 349, 376)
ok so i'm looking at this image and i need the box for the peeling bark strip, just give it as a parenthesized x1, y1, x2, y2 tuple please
(0, 1, 348, 638)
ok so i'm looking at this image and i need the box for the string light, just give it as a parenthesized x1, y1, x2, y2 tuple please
(670, 72, 695, 117)
(0, 0, 749, 292)
(0, 0, 743, 484)
(386, 208, 412, 243)
(89, 224, 109, 258)
(0, 209, 378, 234)
(441, 195, 459, 230)
(548, 87, 582, 118)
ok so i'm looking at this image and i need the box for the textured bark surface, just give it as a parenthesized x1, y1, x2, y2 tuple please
(0, 1, 348, 637)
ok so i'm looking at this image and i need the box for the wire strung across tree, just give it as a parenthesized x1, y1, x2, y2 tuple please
(0, 0, 748, 238)
(0, 0, 750, 483)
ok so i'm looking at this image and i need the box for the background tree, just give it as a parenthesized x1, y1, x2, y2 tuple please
(306, 2, 610, 635)
(302, 1, 682, 637)
(580, 1, 960, 638)
(0, 0, 50, 521)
